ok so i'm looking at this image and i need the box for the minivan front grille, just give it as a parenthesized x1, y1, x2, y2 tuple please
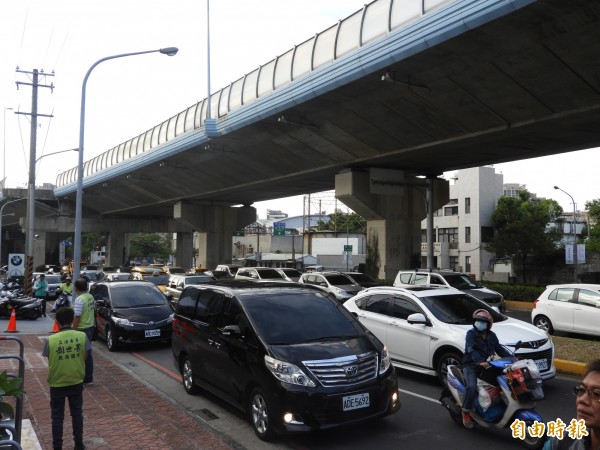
(303, 352, 378, 387)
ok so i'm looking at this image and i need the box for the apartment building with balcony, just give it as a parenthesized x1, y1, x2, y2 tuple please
(420, 166, 503, 280)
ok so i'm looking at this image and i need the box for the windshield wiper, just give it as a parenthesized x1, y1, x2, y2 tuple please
(302, 335, 359, 343)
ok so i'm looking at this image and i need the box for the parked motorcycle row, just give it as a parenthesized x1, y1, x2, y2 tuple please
(0, 280, 44, 320)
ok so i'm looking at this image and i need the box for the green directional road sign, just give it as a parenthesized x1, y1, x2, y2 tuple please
(344, 245, 353, 253)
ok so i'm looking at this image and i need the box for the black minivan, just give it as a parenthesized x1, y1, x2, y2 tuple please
(171, 280, 400, 440)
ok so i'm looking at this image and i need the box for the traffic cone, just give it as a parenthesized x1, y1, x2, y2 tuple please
(50, 320, 60, 333)
(4, 309, 19, 333)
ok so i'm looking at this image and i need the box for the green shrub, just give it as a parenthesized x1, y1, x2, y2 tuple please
(480, 281, 545, 302)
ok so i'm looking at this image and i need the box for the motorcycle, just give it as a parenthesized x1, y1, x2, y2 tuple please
(51, 290, 72, 312)
(439, 343, 545, 450)
(0, 294, 43, 320)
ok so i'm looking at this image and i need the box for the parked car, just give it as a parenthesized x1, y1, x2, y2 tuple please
(171, 281, 400, 440)
(344, 285, 555, 384)
(343, 272, 382, 288)
(275, 267, 302, 282)
(166, 274, 216, 303)
(393, 269, 505, 312)
(91, 281, 174, 351)
(235, 267, 291, 281)
(531, 284, 600, 337)
(298, 271, 363, 302)
(128, 266, 170, 294)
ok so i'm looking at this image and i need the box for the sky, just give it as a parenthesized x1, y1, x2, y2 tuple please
(1, 0, 598, 220)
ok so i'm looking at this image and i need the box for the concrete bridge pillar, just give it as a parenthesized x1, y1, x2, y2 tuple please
(175, 232, 193, 269)
(335, 169, 449, 281)
(107, 232, 130, 267)
(33, 231, 47, 269)
(174, 203, 256, 270)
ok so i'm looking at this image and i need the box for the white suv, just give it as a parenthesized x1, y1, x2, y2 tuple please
(393, 270, 505, 312)
(344, 285, 555, 384)
(298, 271, 363, 302)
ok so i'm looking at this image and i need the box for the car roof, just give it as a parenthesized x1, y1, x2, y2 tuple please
(359, 285, 460, 297)
(543, 283, 600, 290)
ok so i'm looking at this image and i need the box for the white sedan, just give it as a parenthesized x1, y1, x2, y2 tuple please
(532, 284, 600, 337)
(344, 285, 556, 384)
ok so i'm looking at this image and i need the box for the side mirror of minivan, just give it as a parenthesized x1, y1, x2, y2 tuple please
(222, 325, 241, 336)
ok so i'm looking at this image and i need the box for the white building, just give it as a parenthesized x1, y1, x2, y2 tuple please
(420, 166, 503, 280)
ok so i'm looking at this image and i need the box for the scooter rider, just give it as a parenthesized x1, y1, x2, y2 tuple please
(462, 308, 511, 429)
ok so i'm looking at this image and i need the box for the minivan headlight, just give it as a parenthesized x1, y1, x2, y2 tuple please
(112, 317, 134, 327)
(379, 346, 391, 375)
(264, 355, 316, 387)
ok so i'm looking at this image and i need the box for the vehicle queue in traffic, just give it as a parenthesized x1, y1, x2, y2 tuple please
(40, 264, 598, 447)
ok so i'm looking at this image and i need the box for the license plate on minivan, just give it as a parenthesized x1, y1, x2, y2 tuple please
(145, 329, 160, 338)
(343, 393, 370, 411)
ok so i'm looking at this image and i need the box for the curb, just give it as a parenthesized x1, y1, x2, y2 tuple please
(505, 301, 588, 377)
(554, 359, 588, 377)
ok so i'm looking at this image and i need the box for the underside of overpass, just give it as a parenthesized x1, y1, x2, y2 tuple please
(45, 0, 600, 274)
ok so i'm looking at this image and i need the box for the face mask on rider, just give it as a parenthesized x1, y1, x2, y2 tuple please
(474, 320, 488, 331)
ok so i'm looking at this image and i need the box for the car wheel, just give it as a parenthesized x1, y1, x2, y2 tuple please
(533, 315, 554, 334)
(181, 357, 200, 395)
(249, 388, 275, 441)
(105, 326, 119, 352)
(436, 351, 463, 385)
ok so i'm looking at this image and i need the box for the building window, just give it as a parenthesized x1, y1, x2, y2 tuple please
(449, 256, 459, 271)
(481, 226, 494, 243)
(444, 206, 459, 216)
(439, 228, 459, 244)
(465, 226, 471, 244)
(465, 256, 471, 273)
(465, 197, 471, 214)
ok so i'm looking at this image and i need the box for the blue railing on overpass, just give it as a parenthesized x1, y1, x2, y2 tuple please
(55, 0, 455, 189)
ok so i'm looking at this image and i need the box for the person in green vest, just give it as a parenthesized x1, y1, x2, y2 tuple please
(42, 306, 90, 450)
(72, 278, 95, 386)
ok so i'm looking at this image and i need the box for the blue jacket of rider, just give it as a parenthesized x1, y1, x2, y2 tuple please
(462, 327, 510, 366)
(542, 435, 589, 450)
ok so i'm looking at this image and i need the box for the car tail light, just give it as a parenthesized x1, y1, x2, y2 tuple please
(532, 299, 539, 309)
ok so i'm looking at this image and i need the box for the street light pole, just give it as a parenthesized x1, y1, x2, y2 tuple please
(73, 47, 178, 281)
(554, 186, 578, 282)
(0, 198, 26, 266)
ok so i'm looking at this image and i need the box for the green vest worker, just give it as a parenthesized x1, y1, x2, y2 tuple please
(73, 277, 95, 385)
(42, 306, 90, 450)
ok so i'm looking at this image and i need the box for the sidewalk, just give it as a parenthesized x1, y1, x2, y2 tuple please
(0, 334, 243, 450)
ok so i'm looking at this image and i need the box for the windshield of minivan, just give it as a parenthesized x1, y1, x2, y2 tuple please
(111, 285, 168, 308)
(419, 293, 505, 325)
(244, 291, 362, 345)
(443, 274, 482, 289)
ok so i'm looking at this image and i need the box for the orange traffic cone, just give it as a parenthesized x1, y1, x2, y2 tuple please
(50, 320, 60, 333)
(4, 309, 19, 333)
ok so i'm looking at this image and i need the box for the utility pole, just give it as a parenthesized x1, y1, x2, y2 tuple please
(15, 68, 54, 295)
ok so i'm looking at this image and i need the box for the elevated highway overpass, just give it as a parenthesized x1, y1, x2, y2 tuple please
(39, 0, 600, 277)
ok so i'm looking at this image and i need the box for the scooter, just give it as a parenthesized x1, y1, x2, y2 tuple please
(0, 295, 43, 320)
(51, 290, 72, 312)
(439, 344, 545, 450)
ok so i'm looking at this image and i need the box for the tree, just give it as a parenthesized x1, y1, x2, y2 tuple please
(129, 233, 173, 261)
(365, 230, 381, 279)
(315, 210, 366, 233)
(585, 199, 600, 252)
(485, 191, 562, 283)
